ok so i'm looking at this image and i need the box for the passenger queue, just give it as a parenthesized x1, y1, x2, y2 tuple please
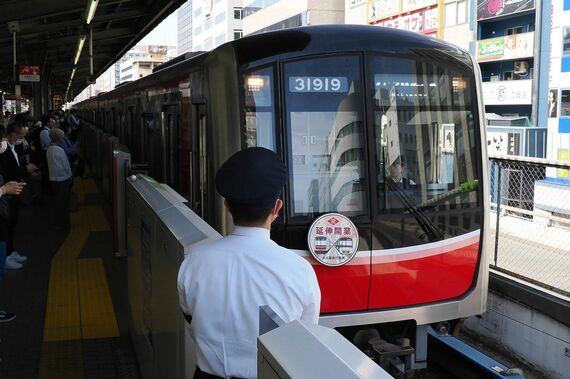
(0, 109, 81, 328)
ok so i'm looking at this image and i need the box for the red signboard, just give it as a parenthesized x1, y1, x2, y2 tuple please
(19, 65, 40, 82)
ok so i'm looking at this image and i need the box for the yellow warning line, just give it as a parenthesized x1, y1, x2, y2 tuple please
(40, 174, 116, 378)
(78, 258, 119, 339)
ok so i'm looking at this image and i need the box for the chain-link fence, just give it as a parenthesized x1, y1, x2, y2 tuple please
(489, 155, 570, 297)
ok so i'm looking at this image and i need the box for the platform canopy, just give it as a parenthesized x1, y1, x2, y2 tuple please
(0, 0, 184, 105)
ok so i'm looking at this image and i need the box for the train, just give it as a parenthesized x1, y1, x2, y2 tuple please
(76, 25, 489, 375)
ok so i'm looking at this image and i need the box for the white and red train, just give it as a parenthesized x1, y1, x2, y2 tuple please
(77, 25, 489, 373)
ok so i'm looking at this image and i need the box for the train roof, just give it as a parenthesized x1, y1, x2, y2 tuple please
(77, 25, 473, 105)
(230, 24, 473, 68)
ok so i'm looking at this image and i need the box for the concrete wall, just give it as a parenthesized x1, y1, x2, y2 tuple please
(464, 291, 570, 379)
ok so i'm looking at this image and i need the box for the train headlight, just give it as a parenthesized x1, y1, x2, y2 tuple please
(246, 76, 265, 92)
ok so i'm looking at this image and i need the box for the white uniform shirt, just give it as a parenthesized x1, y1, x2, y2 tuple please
(177, 226, 321, 379)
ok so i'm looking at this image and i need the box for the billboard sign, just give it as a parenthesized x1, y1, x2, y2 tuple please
(477, 32, 534, 62)
(368, 0, 400, 23)
(373, 6, 438, 36)
(402, 0, 438, 12)
(19, 65, 40, 82)
(482, 80, 532, 105)
(477, 0, 535, 21)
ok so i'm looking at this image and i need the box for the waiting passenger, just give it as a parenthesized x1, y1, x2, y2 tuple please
(0, 178, 25, 321)
(178, 147, 321, 379)
(46, 129, 73, 229)
(0, 123, 37, 268)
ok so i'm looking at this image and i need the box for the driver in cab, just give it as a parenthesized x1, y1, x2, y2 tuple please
(178, 147, 321, 379)
(388, 156, 416, 189)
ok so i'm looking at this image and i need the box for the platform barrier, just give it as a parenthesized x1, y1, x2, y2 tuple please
(125, 174, 221, 379)
(258, 306, 392, 379)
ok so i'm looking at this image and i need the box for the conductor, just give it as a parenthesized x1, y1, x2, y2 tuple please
(178, 147, 321, 379)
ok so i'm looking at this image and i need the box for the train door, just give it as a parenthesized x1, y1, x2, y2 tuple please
(161, 105, 180, 191)
(189, 103, 207, 218)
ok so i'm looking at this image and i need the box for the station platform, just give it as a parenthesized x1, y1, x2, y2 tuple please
(0, 177, 139, 379)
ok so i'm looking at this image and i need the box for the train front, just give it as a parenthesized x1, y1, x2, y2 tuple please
(232, 25, 488, 372)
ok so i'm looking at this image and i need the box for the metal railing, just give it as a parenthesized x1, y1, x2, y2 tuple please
(489, 154, 570, 297)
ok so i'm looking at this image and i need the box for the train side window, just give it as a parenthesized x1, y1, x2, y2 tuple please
(283, 55, 368, 219)
(242, 66, 276, 151)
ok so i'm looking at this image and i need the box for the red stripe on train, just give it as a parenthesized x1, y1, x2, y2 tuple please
(307, 233, 480, 313)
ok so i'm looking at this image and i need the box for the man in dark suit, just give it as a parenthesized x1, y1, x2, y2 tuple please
(0, 122, 37, 265)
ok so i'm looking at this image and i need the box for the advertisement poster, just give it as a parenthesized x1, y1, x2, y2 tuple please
(477, 32, 534, 62)
(368, 0, 399, 23)
(374, 6, 438, 36)
(477, 0, 535, 20)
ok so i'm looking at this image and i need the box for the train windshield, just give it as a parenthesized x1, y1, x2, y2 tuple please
(283, 55, 368, 219)
(370, 55, 479, 220)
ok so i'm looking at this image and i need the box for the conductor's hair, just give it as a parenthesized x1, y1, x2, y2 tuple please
(226, 200, 274, 226)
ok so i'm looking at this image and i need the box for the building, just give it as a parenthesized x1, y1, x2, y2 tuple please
(119, 46, 173, 82)
(191, 0, 243, 52)
(242, 0, 344, 35)
(345, 0, 472, 50)
(475, 0, 537, 124)
(545, 0, 570, 173)
(178, 1, 193, 54)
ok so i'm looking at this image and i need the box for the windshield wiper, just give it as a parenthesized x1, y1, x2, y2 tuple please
(385, 176, 445, 241)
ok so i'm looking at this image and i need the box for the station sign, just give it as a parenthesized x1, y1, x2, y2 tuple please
(477, 32, 534, 62)
(477, 0, 535, 21)
(19, 65, 40, 82)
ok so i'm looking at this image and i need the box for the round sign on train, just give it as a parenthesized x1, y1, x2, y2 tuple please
(307, 213, 359, 267)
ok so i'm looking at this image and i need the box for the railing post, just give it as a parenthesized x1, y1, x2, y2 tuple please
(494, 161, 502, 266)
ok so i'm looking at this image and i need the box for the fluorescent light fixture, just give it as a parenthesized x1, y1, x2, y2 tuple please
(85, 0, 99, 24)
(74, 35, 86, 65)
(70, 67, 76, 82)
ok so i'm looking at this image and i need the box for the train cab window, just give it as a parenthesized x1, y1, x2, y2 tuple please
(243, 66, 276, 150)
(370, 56, 480, 221)
(283, 55, 367, 219)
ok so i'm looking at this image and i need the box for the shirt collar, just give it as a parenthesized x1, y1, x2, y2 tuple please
(232, 226, 271, 239)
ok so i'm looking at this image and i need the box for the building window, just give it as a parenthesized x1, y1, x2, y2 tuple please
(562, 90, 570, 117)
(194, 7, 202, 17)
(506, 26, 523, 35)
(204, 17, 213, 30)
(445, 0, 467, 26)
(204, 37, 213, 50)
(234, 7, 243, 19)
(215, 11, 225, 24)
(564, 27, 570, 55)
(215, 33, 225, 46)
(234, 29, 243, 39)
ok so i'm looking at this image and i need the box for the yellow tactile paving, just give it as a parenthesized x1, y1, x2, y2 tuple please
(43, 240, 84, 342)
(41, 174, 120, 377)
(78, 258, 120, 339)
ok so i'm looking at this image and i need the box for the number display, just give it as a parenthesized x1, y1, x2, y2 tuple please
(289, 77, 348, 93)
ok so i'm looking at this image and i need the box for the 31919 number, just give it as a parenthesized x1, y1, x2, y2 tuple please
(289, 77, 348, 93)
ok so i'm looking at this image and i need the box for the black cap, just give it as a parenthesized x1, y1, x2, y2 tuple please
(215, 147, 287, 208)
